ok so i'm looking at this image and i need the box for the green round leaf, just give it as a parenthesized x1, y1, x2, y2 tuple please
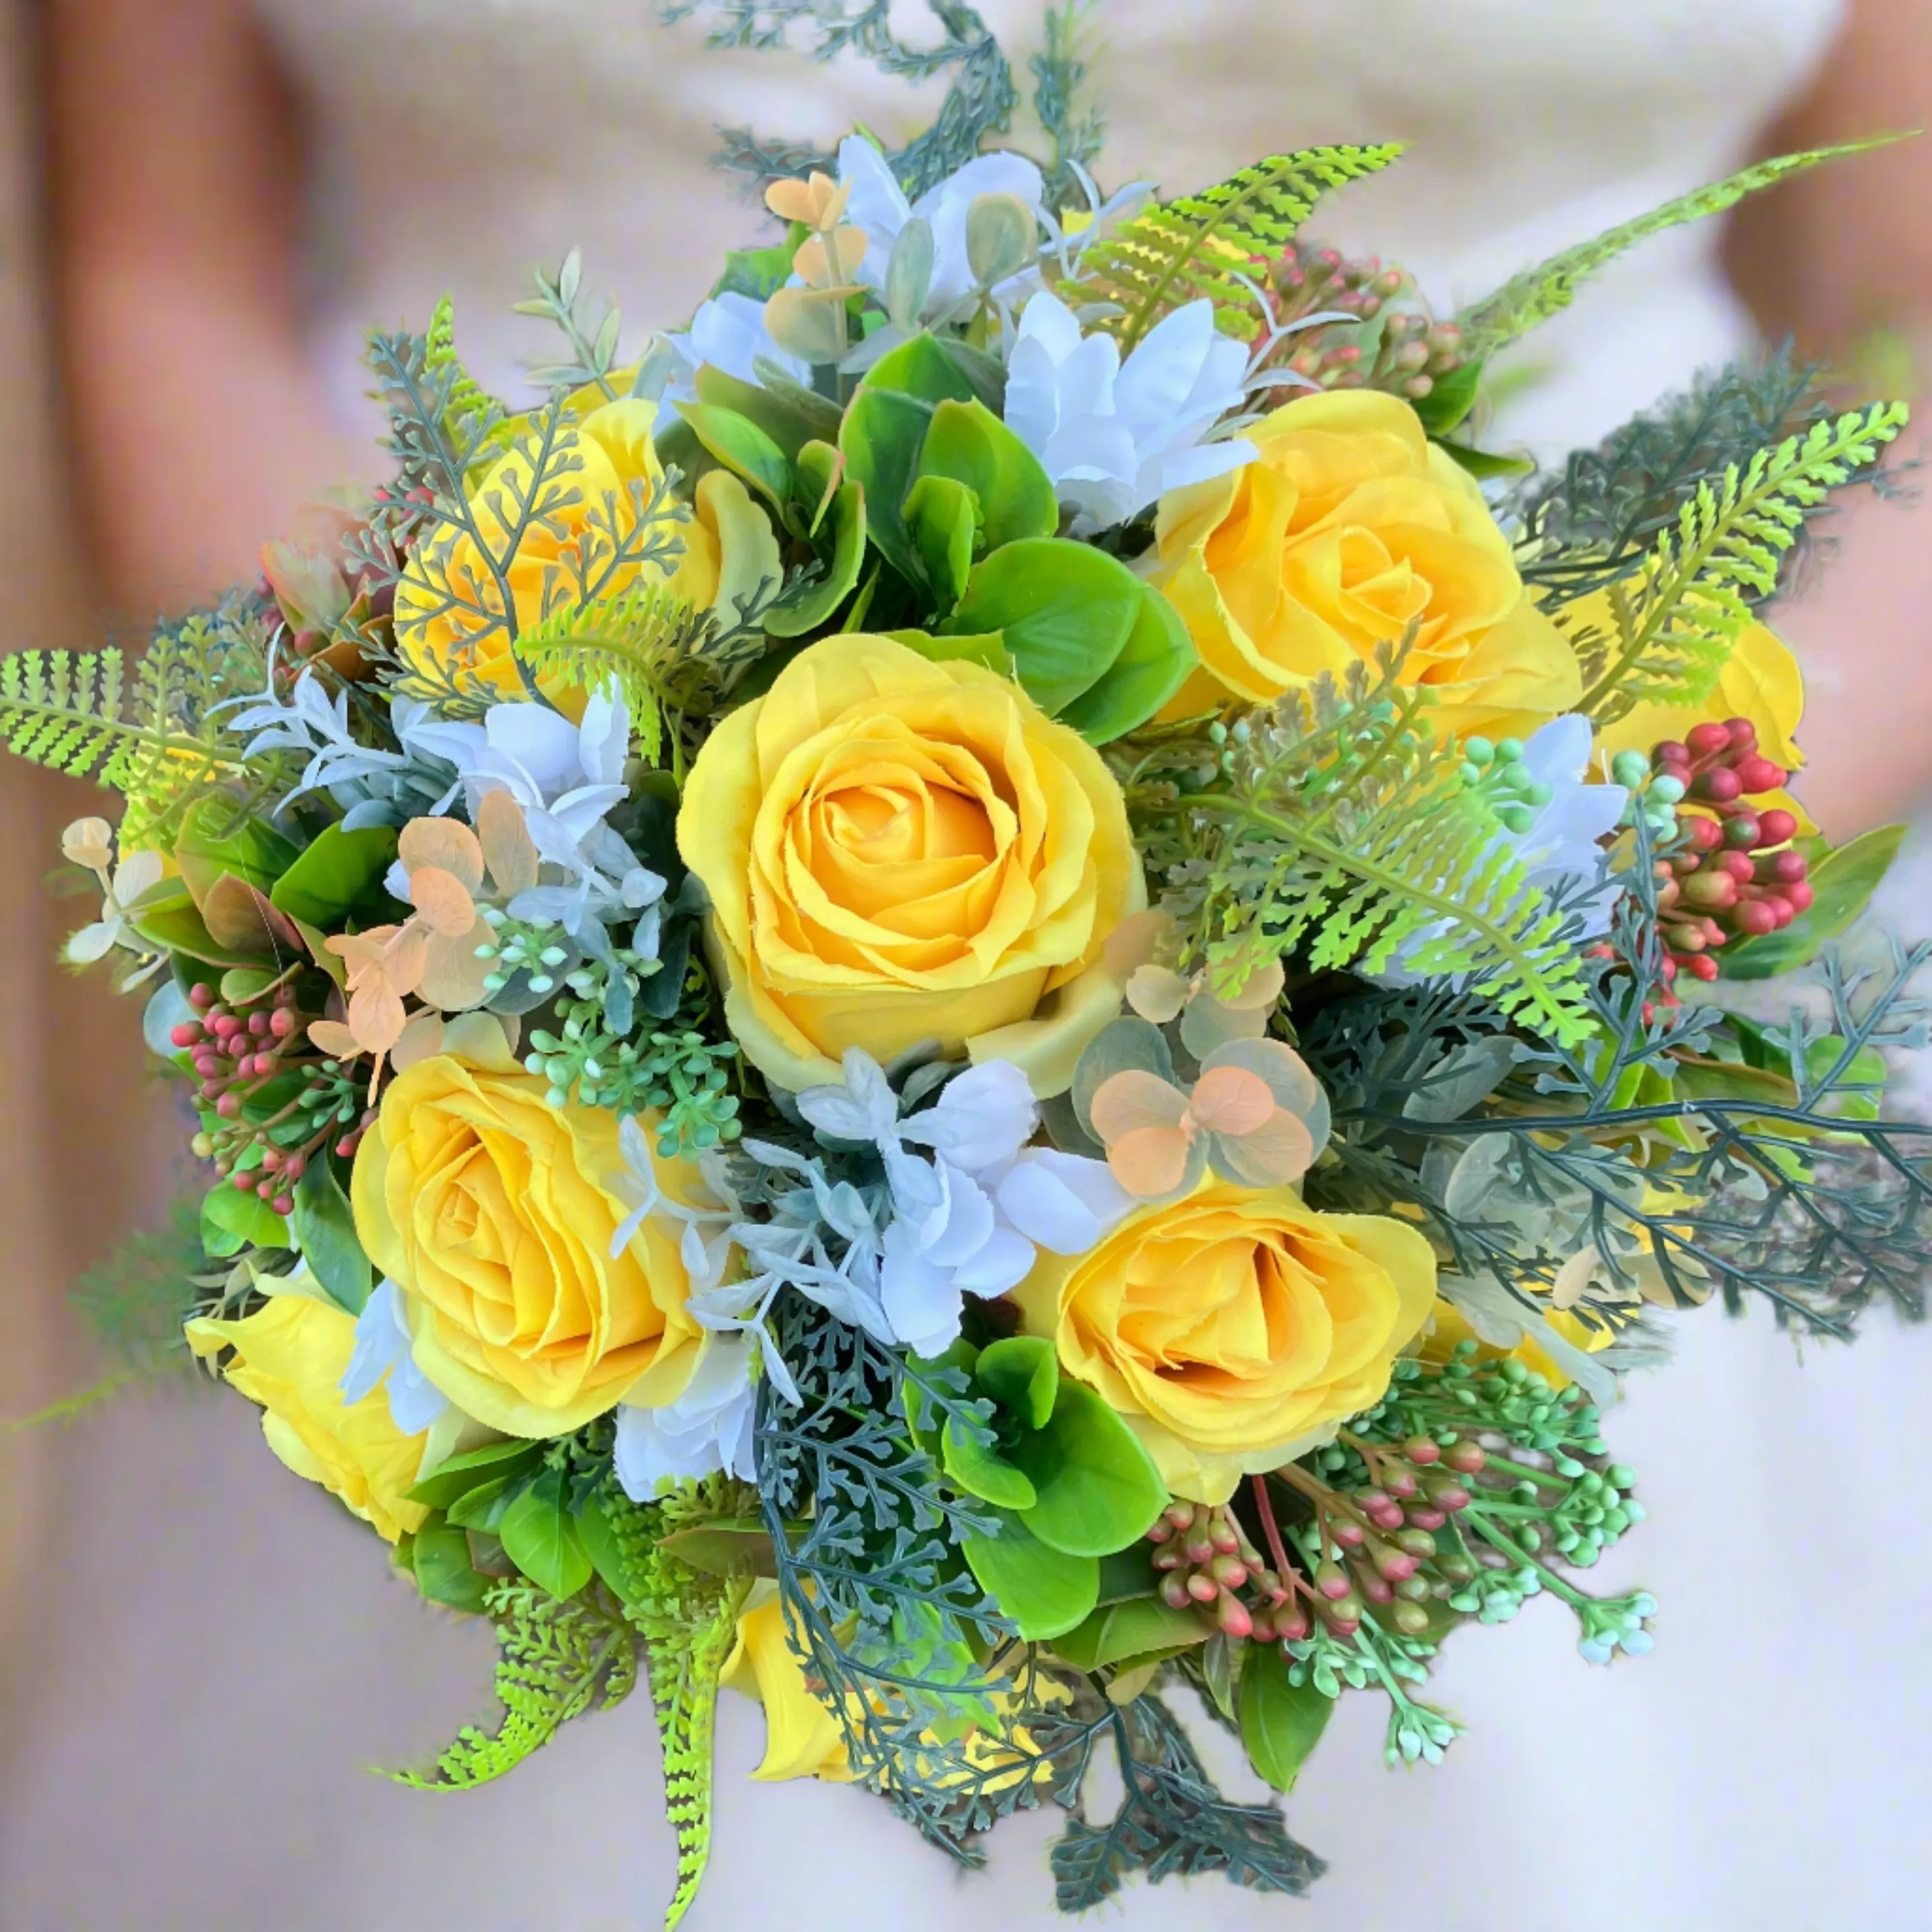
(1055, 584, 1197, 745)
(1053, 1595, 1210, 1673)
(941, 1416, 1038, 1510)
(861, 332, 979, 407)
(1239, 1641, 1335, 1793)
(498, 1469, 593, 1601)
(766, 481, 869, 638)
(268, 823, 403, 930)
(904, 472, 979, 615)
(1014, 1379, 1168, 1558)
(974, 1335, 1058, 1430)
(1719, 824, 1906, 980)
(961, 1510, 1100, 1640)
(409, 1515, 492, 1615)
(677, 402, 793, 510)
(199, 1181, 292, 1259)
(406, 1436, 542, 1511)
(916, 399, 1056, 551)
(940, 538, 1141, 714)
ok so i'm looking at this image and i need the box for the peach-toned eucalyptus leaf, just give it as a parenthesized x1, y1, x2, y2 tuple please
(1107, 1125, 1195, 1200)
(1103, 910, 1180, 984)
(1125, 964, 1189, 1024)
(1179, 990, 1269, 1059)
(1088, 1069, 1191, 1145)
(327, 927, 396, 980)
(1201, 1037, 1330, 1154)
(391, 1010, 446, 1073)
(479, 789, 540, 895)
(409, 864, 478, 937)
(1220, 957, 1286, 1013)
(418, 917, 494, 1012)
(1071, 1017, 1178, 1141)
(1209, 1109, 1316, 1189)
(347, 980, 407, 1055)
(306, 1018, 360, 1060)
(384, 927, 429, 998)
(61, 816, 114, 874)
(1188, 1065, 1276, 1137)
(399, 816, 485, 894)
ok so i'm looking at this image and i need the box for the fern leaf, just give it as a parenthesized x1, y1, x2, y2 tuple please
(1, 613, 269, 846)
(424, 295, 499, 457)
(1458, 139, 1902, 360)
(1073, 145, 1403, 350)
(1576, 399, 1909, 725)
(512, 583, 700, 764)
(397, 1581, 636, 1791)
(1173, 667, 1593, 1047)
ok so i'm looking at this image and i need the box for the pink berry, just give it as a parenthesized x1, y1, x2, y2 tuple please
(1686, 721, 1732, 758)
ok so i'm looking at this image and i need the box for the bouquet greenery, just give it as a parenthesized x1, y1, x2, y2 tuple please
(14, 8, 1926, 1922)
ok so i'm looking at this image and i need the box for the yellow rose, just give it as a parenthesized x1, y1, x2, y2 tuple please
(1150, 390, 1580, 739)
(1013, 1182, 1437, 1504)
(350, 1018, 705, 1436)
(393, 396, 780, 712)
(185, 1293, 429, 1543)
(1589, 617, 1813, 832)
(677, 632, 1143, 1098)
(722, 1583, 1063, 1791)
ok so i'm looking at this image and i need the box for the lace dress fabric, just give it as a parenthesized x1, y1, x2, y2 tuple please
(8, 5, 1931, 1929)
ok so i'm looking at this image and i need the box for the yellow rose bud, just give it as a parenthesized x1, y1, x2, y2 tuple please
(393, 396, 780, 715)
(185, 1294, 429, 1544)
(1012, 1182, 1438, 1504)
(350, 1021, 706, 1437)
(1150, 389, 1580, 740)
(677, 632, 1144, 1098)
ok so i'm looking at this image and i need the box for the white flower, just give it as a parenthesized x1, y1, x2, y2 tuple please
(799, 1051, 1133, 1358)
(64, 846, 165, 966)
(225, 665, 416, 803)
(836, 135, 1046, 314)
(1004, 291, 1256, 535)
(615, 1335, 758, 1498)
(340, 1278, 450, 1434)
(664, 292, 812, 404)
(1504, 716, 1630, 939)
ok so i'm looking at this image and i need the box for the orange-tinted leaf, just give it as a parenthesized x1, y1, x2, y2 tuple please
(1125, 964, 1189, 1024)
(1108, 1126, 1195, 1199)
(201, 874, 304, 960)
(399, 816, 484, 894)
(479, 789, 540, 896)
(409, 864, 478, 937)
(1089, 1069, 1191, 1144)
(1104, 910, 1180, 983)
(1210, 1109, 1315, 1187)
(418, 919, 493, 1011)
(347, 980, 407, 1055)
(1178, 991, 1269, 1058)
(1189, 1065, 1275, 1136)
(392, 1010, 446, 1072)
(306, 1018, 360, 1060)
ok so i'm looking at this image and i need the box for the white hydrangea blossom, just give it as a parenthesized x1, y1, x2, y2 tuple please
(663, 291, 812, 405)
(1004, 290, 1257, 534)
(615, 1335, 758, 1500)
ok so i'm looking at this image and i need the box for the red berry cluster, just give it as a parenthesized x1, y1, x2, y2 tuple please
(1651, 718, 1811, 985)
(1263, 244, 1464, 401)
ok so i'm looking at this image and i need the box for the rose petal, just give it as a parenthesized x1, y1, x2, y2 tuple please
(398, 816, 484, 895)
(1088, 1069, 1191, 1145)
(409, 864, 478, 937)
(478, 789, 540, 896)
(1107, 1126, 1194, 1199)
(1188, 1064, 1276, 1136)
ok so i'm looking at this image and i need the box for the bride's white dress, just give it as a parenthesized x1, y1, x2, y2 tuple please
(7, 4, 1930, 1928)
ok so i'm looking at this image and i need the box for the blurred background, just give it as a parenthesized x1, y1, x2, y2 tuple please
(3, 2, 1929, 1927)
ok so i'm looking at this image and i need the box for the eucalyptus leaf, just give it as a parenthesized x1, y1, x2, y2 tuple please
(1073, 1018, 1178, 1140)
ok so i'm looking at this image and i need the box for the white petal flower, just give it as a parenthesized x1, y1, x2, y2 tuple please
(614, 1335, 758, 1497)
(836, 135, 1046, 313)
(1005, 290, 1256, 534)
(65, 848, 167, 966)
(341, 1279, 450, 1434)
(664, 292, 813, 403)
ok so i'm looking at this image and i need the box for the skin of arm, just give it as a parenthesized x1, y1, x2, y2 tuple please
(1723, 0, 1932, 835)
(49, 0, 372, 616)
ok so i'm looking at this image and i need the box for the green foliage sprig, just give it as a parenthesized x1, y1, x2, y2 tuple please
(1071, 145, 1404, 351)
(1571, 400, 1910, 726)
(1141, 651, 1594, 1047)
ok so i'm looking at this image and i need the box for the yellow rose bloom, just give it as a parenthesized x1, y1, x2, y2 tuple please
(1589, 616, 1813, 832)
(1150, 389, 1580, 739)
(350, 1020, 706, 1437)
(393, 396, 780, 713)
(1012, 1182, 1438, 1504)
(185, 1293, 429, 1544)
(677, 632, 1143, 1098)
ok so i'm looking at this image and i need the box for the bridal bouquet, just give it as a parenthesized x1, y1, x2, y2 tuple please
(16, 12, 1925, 1923)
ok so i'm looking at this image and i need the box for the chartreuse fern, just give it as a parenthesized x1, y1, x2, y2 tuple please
(1457, 139, 1900, 360)
(397, 1580, 638, 1791)
(1575, 401, 1909, 726)
(424, 295, 504, 470)
(1163, 657, 1593, 1047)
(1074, 145, 1404, 350)
(0, 613, 273, 846)
(600, 1486, 750, 1932)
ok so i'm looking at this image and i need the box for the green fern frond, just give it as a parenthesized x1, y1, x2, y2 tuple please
(397, 1581, 636, 1791)
(1171, 663, 1593, 1046)
(1073, 145, 1404, 350)
(424, 295, 501, 462)
(1457, 139, 1902, 360)
(1, 612, 271, 846)
(1576, 400, 1909, 725)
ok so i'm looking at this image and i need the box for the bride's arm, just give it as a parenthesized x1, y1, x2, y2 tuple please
(48, 0, 368, 615)
(1725, 0, 1932, 834)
